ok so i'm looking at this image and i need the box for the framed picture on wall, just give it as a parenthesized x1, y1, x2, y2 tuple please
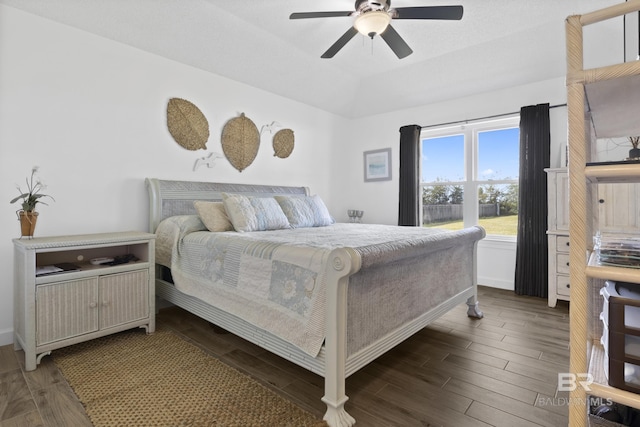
(363, 148, 392, 182)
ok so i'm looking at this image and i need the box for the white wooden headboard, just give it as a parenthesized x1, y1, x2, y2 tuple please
(145, 178, 310, 232)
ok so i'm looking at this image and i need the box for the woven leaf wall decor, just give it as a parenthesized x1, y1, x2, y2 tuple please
(166, 98, 209, 151)
(272, 129, 294, 158)
(221, 113, 260, 172)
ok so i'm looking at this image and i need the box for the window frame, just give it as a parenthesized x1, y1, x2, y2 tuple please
(419, 116, 520, 241)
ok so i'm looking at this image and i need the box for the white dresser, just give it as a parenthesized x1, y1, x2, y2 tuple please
(545, 168, 570, 307)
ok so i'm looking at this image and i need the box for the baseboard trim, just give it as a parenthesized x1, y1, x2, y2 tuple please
(0, 328, 13, 347)
(478, 276, 514, 291)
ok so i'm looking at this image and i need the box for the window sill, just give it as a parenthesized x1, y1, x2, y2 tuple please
(481, 234, 516, 243)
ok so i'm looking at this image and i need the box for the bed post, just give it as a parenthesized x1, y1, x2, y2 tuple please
(145, 178, 161, 233)
(466, 237, 484, 318)
(322, 247, 361, 427)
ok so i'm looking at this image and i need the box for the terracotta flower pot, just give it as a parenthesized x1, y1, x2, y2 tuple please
(19, 211, 39, 238)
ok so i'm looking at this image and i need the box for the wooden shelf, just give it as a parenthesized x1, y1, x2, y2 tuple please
(586, 252, 640, 284)
(585, 163, 640, 183)
(589, 343, 640, 411)
(34, 260, 151, 286)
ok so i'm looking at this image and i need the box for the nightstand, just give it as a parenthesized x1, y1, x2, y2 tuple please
(13, 231, 155, 371)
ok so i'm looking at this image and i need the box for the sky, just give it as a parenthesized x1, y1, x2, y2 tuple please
(421, 127, 520, 183)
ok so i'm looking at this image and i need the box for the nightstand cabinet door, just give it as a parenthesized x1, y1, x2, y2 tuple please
(36, 278, 99, 346)
(99, 270, 149, 329)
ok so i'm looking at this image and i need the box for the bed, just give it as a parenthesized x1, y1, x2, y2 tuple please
(145, 178, 485, 427)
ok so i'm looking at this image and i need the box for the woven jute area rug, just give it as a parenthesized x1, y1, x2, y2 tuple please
(54, 327, 327, 427)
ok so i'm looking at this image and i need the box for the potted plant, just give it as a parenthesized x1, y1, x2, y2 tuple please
(10, 166, 54, 237)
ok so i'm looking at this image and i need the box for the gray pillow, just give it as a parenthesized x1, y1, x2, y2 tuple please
(275, 195, 334, 228)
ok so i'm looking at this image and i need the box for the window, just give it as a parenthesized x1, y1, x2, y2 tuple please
(420, 117, 520, 238)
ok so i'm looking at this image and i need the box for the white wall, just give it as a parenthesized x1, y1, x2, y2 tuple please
(0, 6, 348, 345)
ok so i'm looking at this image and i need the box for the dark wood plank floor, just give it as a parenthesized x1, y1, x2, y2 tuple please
(1, 286, 569, 426)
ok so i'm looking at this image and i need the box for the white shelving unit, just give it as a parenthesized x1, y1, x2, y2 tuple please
(13, 231, 156, 371)
(566, 2, 640, 425)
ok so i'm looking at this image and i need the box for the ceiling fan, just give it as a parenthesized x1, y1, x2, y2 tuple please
(290, 0, 463, 59)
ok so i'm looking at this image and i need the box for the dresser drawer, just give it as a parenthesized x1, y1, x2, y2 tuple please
(556, 275, 570, 296)
(556, 235, 570, 253)
(557, 253, 570, 274)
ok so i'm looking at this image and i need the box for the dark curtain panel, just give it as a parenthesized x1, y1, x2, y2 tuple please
(514, 103, 550, 297)
(398, 125, 422, 226)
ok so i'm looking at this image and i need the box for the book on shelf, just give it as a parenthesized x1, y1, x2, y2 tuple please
(36, 263, 80, 276)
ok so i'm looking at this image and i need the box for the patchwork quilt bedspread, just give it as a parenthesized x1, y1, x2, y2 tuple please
(155, 216, 485, 356)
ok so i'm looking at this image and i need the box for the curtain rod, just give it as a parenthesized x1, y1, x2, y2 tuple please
(420, 103, 567, 130)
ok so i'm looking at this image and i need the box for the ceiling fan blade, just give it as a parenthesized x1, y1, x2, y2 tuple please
(290, 11, 353, 19)
(391, 6, 463, 20)
(380, 24, 413, 59)
(321, 26, 358, 58)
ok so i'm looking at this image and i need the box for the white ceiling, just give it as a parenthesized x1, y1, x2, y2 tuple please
(0, 0, 622, 118)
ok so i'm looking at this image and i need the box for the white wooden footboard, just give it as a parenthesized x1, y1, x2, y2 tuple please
(320, 240, 483, 427)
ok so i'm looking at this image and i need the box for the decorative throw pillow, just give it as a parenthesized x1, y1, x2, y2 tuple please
(193, 201, 234, 232)
(222, 193, 290, 232)
(275, 194, 334, 228)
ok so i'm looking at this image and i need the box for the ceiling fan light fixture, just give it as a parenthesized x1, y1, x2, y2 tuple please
(354, 11, 391, 38)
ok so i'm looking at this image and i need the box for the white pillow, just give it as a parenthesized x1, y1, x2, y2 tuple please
(193, 201, 234, 232)
(275, 195, 334, 228)
(222, 193, 290, 232)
